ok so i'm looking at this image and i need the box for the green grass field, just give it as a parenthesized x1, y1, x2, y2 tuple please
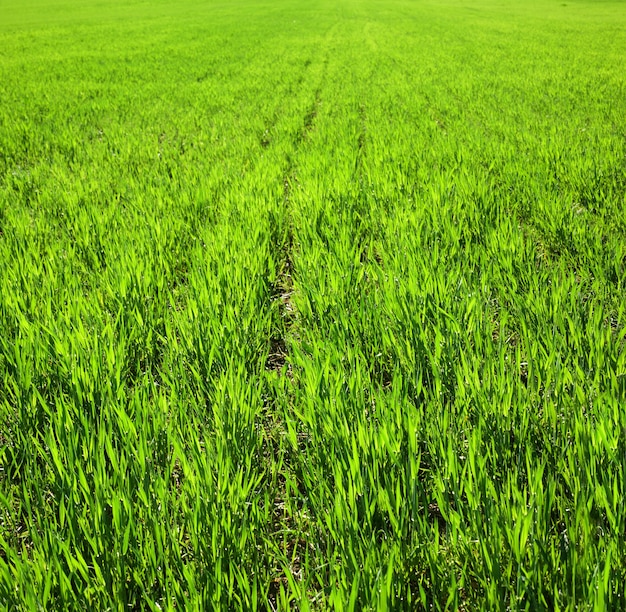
(1, 0, 625, 608)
